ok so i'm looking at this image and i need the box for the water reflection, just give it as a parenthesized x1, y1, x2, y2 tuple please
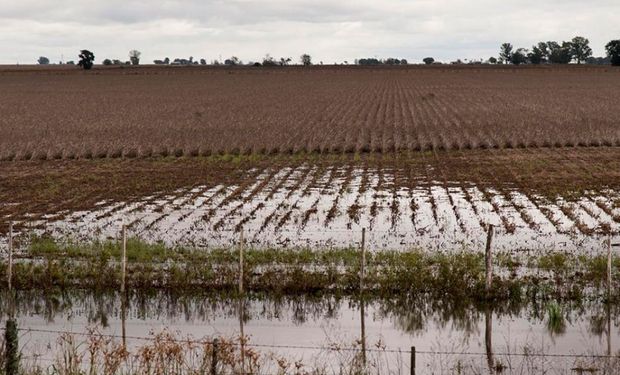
(2, 290, 619, 338)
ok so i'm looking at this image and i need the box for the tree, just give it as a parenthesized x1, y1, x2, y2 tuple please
(78, 50, 95, 70)
(279, 57, 292, 66)
(37, 56, 50, 65)
(262, 54, 277, 66)
(528, 44, 545, 64)
(570, 36, 592, 64)
(224, 56, 240, 66)
(548, 41, 573, 64)
(200, 58, 207, 65)
(488, 57, 498, 64)
(164, 57, 170, 65)
(511, 48, 528, 65)
(300, 54, 312, 66)
(606, 40, 620, 66)
(422, 57, 435, 65)
(102, 59, 112, 66)
(129, 50, 141, 65)
(499, 43, 513, 64)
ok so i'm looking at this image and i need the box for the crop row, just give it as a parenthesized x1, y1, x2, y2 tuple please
(1, 68, 619, 159)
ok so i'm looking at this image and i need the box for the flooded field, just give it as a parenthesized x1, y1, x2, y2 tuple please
(3, 291, 619, 374)
(9, 166, 618, 253)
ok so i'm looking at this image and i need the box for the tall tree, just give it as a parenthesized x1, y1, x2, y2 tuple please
(78, 50, 95, 70)
(528, 45, 544, 64)
(548, 41, 573, 64)
(37, 56, 50, 65)
(499, 43, 513, 64)
(300, 54, 312, 66)
(606, 40, 620, 66)
(129, 50, 141, 65)
(511, 48, 528, 65)
(570, 36, 592, 64)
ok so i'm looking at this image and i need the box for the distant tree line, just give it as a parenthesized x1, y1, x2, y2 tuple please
(497, 37, 620, 66)
(35, 37, 620, 70)
(355, 58, 408, 65)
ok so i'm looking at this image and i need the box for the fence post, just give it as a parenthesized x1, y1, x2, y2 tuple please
(238, 230, 245, 375)
(608, 234, 613, 300)
(410, 346, 416, 375)
(239, 230, 244, 295)
(485, 225, 494, 296)
(211, 338, 219, 375)
(8, 221, 13, 292)
(120, 225, 127, 294)
(5, 318, 19, 375)
(360, 228, 366, 292)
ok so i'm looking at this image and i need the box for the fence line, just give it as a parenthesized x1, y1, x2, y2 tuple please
(3, 326, 619, 359)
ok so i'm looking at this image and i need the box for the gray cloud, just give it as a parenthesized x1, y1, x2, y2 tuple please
(1, 0, 618, 64)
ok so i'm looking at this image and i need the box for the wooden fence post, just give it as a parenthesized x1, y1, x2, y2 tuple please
(120, 225, 127, 294)
(485, 225, 494, 295)
(8, 221, 13, 292)
(211, 338, 219, 375)
(360, 228, 366, 292)
(608, 234, 613, 300)
(239, 230, 244, 295)
(410, 346, 416, 375)
(360, 228, 367, 365)
(238, 230, 245, 375)
(4, 318, 19, 375)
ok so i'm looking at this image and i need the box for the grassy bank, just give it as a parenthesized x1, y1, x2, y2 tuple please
(0, 236, 618, 304)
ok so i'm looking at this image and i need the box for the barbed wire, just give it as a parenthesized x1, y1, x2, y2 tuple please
(3, 326, 619, 359)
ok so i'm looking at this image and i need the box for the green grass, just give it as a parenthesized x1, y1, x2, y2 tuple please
(3, 236, 619, 304)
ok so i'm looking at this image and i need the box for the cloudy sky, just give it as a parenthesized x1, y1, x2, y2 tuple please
(1, 0, 618, 65)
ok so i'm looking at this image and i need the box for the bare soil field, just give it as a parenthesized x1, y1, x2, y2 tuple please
(1, 65, 619, 159)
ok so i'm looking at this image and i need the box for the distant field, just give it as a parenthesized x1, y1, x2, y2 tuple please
(0, 65, 619, 160)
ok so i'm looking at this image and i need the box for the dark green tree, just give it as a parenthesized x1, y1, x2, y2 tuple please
(423, 57, 435, 65)
(499, 43, 513, 64)
(488, 57, 497, 64)
(528, 44, 546, 64)
(102, 58, 112, 65)
(78, 50, 95, 69)
(548, 41, 573, 64)
(511, 48, 528, 65)
(570, 36, 592, 64)
(605, 40, 620, 66)
(37, 56, 50, 65)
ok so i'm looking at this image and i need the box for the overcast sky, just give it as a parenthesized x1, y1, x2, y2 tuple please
(1, 0, 618, 65)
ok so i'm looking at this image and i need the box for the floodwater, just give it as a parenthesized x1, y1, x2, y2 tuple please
(3, 291, 619, 374)
(8, 167, 619, 253)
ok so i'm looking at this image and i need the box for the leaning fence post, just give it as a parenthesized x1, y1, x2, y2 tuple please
(410, 346, 416, 375)
(211, 338, 219, 375)
(485, 225, 494, 295)
(120, 225, 127, 294)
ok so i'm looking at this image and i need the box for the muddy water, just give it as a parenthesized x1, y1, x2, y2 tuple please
(9, 167, 619, 253)
(3, 291, 619, 373)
